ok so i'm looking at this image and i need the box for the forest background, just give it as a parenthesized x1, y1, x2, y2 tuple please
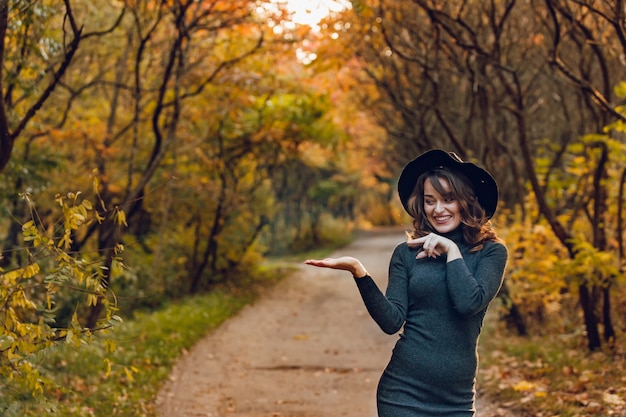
(1, 0, 625, 416)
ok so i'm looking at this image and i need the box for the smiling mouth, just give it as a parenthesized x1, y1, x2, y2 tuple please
(434, 216, 452, 223)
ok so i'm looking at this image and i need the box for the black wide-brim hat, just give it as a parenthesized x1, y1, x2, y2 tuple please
(398, 149, 499, 219)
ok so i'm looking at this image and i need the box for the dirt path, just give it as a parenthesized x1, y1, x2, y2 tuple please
(155, 228, 509, 417)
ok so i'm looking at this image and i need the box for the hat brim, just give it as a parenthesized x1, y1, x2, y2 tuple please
(398, 149, 498, 219)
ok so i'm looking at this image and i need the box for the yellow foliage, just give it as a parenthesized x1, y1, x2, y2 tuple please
(104, 358, 112, 378)
(1, 263, 40, 285)
(1, 191, 124, 397)
(513, 380, 536, 392)
(123, 366, 136, 382)
(114, 207, 128, 227)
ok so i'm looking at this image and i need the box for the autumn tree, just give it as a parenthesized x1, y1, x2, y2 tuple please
(0, 189, 127, 396)
(0, 0, 124, 264)
(539, 0, 626, 348)
(172, 19, 361, 290)
(346, 0, 626, 349)
(1, 0, 267, 326)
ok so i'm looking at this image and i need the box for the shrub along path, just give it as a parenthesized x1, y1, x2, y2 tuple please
(155, 227, 514, 417)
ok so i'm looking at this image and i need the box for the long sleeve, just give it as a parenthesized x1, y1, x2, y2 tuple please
(354, 245, 408, 334)
(445, 241, 508, 317)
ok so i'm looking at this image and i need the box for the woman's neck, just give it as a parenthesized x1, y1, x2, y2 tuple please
(441, 226, 465, 244)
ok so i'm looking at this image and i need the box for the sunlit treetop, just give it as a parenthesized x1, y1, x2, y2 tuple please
(257, 0, 350, 33)
(256, 0, 351, 65)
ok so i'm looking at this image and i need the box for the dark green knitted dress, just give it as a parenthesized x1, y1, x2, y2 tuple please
(355, 228, 508, 417)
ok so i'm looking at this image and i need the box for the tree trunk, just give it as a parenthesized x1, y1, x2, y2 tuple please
(189, 170, 228, 293)
(498, 282, 528, 336)
(587, 142, 614, 348)
(602, 284, 615, 345)
(0, 3, 12, 173)
(579, 284, 601, 350)
(86, 218, 119, 329)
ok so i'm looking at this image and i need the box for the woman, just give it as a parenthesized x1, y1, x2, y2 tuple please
(305, 149, 508, 417)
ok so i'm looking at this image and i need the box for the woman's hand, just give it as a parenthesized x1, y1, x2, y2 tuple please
(407, 233, 462, 261)
(304, 256, 368, 278)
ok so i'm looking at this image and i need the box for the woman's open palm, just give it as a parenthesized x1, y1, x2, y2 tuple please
(304, 256, 367, 277)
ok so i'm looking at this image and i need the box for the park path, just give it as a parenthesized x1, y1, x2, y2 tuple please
(155, 227, 510, 417)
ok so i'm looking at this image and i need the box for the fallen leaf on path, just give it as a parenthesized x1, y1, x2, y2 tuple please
(604, 392, 625, 406)
(512, 380, 535, 392)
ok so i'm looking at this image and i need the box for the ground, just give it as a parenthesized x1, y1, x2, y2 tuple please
(155, 227, 513, 417)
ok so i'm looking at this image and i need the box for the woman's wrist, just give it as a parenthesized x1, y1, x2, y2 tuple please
(352, 264, 369, 278)
(445, 245, 462, 263)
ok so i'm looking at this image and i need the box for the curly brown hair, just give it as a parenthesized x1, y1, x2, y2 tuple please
(405, 168, 499, 250)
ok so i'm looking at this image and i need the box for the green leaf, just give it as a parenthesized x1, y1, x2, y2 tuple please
(0, 335, 15, 351)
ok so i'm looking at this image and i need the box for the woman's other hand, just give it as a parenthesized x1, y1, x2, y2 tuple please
(407, 233, 462, 261)
(304, 256, 368, 278)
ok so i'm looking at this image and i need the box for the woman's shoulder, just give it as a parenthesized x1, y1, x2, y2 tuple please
(391, 240, 415, 258)
(485, 236, 506, 246)
(482, 238, 509, 257)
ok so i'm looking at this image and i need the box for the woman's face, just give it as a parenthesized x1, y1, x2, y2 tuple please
(423, 176, 462, 234)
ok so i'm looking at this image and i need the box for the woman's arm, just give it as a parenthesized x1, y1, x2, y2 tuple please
(304, 248, 409, 334)
(354, 245, 409, 334)
(445, 242, 508, 317)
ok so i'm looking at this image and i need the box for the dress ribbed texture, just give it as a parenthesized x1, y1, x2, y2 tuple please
(355, 228, 508, 417)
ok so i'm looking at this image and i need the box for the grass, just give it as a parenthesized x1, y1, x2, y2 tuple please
(1, 246, 339, 417)
(477, 304, 626, 416)
(1, 289, 254, 417)
(10, 230, 624, 417)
